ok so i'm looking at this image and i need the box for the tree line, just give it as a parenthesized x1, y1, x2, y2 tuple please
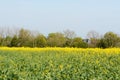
(0, 27, 120, 48)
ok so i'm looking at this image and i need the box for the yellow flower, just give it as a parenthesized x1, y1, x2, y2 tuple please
(59, 65, 63, 70)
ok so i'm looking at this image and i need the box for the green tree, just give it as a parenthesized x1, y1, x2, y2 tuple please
(10, 35, 19, 47)
(72, 37, 88, 48)
(98, 32, 120, 48)
(97, 39, 107, 48)
(47, 32, 66, 47)
(104, 32, 119, 48)
(35, 34, 47, 47)
(0, 36, 3, 46)
(18, 28, 32, 47)
(0, 36, 12, 47)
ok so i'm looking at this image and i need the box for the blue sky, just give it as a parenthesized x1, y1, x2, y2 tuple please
(0, 0, 120, 38)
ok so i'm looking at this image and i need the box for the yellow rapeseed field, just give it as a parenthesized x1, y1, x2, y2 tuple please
(0, 47, 120, 79)
(0, 47, 120, 53)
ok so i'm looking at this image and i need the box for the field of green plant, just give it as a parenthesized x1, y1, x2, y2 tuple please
(0, 48, 120, 80)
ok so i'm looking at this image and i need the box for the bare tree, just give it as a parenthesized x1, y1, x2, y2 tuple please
(63, 29, 76, 39)
(63, 29, 76, 47)
(87, 30, 99, 39)
(87, 30, 100, 48)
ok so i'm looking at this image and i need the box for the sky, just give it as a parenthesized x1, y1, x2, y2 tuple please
(0, 0, 120, 38)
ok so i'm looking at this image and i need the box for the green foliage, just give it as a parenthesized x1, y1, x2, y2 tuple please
(18, 28, 32, 47)
(10, 35, 19, 47)
(115, 42, 120, 47)
(0, 50, 120, 79)
(97, 32, 120, 48)
(2, 36, 12, 47)
(104, 32, 119, 47)
(0, 27, 120, 48)
(47, 33, 66, 47)
(97, 39, 106, 48)
(72, 37, 88, 48)
(64, 38, 72, 47)
(0, 36, 2, 46)
(35, 34, 47, 47)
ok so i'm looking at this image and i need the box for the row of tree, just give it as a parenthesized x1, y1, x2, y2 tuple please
(87, 31, 120, 48)
(0, 27, 120, 48)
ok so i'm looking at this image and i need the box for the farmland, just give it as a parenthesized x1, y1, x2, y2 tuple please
(0, 47, 120, 80)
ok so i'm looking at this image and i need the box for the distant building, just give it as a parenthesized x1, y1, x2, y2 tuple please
(83, 39, 90, 43)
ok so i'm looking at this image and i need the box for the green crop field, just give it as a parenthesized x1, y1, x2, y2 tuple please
(0, 48, 120, 80)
